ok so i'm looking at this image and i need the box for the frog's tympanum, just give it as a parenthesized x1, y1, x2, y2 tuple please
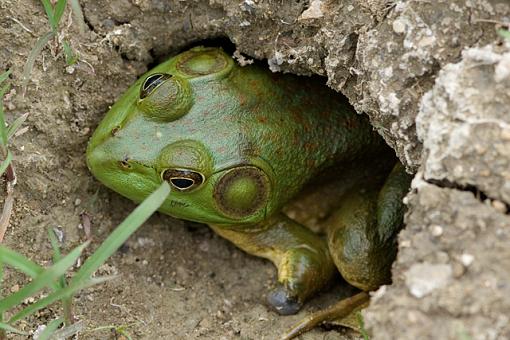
(87, 47, 411, 336)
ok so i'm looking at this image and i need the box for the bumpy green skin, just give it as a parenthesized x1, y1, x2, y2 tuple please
(87, 47, 411, 315)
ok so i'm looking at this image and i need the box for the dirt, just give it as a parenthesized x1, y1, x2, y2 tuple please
(1, 0, 509, 339)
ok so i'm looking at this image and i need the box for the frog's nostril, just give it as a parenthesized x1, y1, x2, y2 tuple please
(111, 126, 121, 136)
(118, 160, 131, 169)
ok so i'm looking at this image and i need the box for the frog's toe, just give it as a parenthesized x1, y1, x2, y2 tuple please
(267, 285, 302, 315)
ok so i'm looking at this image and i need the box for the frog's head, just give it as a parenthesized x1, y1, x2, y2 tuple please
(87, 47, 276, 226)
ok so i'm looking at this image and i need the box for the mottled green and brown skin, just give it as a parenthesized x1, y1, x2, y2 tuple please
(87, 47, 411, 317)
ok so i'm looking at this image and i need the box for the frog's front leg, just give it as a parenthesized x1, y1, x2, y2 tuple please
(210, 213, 336, 315)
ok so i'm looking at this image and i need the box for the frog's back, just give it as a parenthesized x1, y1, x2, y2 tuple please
(224, 64, 386, 204)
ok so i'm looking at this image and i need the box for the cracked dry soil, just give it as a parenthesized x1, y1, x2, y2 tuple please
(1, 0, 510, 339)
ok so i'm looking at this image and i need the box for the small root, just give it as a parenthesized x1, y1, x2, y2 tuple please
(280, 291, 369, 340)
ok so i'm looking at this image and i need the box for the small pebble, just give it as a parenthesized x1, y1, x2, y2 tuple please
(460, 253, 474, 267)
(430, 224, 443, 237)
(392, 19, 406, 34)
(198, 240, 209, 252)
(10, 284, 19, 293)
(52, 226, 65, 243)
(400, 240, 411, 247)
(500, 129, 510, 141)
(405, 263, 452, 298)
(33, 325, 47, 339)
(452, 262, 466, 278)
(491, 200, 507, 213)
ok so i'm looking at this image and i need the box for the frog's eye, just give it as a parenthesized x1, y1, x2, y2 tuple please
(140, 73, 171, 99)
(162, 169, 204, 192)
(213, 166, 270, 219)
(137, 73, 193, 122)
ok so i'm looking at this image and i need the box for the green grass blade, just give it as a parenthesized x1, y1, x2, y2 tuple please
(0, 83, 9, 99)
(0, 242, 88, 313)
(8, 275, 115, 323)
(47, 228, 66, 290)
(51, 320, 85, 339)
(0, 70, 11, 85)
(0, 259, 3, 320)
(498, 28, 510, 40)
(117, 327, 133, 340)
(40, 0, 56, 31)
(48, 228, 62, 262)
(0, 259, 3, 290)
(357, 312, 370, 340)
(69, 0, 86, 34)
(0, 83, 11, 146)
(53, 0, 68, 28)
(21, 31, 54, 97)
(0, 150, 12, 176)
(0, 246, 43, 278)
(0, 259, 3, 338)
(7, 113, 29, 141)
(71, 182, 170, 285)
(0, 322, 28, 335)
(37, 317, 64, 340)
(63, 40, 78, 66)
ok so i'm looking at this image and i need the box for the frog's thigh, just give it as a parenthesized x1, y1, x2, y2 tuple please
(210, 214, 336, 315)
(327, 163, 411, 291)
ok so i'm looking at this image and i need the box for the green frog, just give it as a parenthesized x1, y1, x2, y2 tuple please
(86, 46, 411, 336)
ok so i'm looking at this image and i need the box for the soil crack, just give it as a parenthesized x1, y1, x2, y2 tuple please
(424, 178, 510, 214)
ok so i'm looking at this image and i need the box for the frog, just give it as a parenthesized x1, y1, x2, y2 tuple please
(86, 46, 411, 336)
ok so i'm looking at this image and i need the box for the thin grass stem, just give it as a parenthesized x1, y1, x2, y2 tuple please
(21, 31, 54, 97)
(36, 317, 63, 340)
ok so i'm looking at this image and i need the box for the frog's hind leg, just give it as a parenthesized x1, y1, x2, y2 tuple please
(282, 163, 411, 339)
(327, 162, 411, 291)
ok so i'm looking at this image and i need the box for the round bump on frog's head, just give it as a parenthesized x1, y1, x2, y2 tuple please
(137, 73, 193, 122)
(175, 47, 234, 78)
(212, 166, 270, 219)
(157, 140, 213, 178)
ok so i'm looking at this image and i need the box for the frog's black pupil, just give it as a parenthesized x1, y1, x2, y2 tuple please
(170, 178, 194, 189)
(140, 73, 172, 99)
(143, 74, 162, 90)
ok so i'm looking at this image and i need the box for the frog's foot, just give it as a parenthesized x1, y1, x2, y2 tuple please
(266, 241, 336, 315)
(281, 291, 369, 340)
(267, 283, 302, 315)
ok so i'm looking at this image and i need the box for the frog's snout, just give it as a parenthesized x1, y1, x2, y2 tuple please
(86, 143, 108, 177)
